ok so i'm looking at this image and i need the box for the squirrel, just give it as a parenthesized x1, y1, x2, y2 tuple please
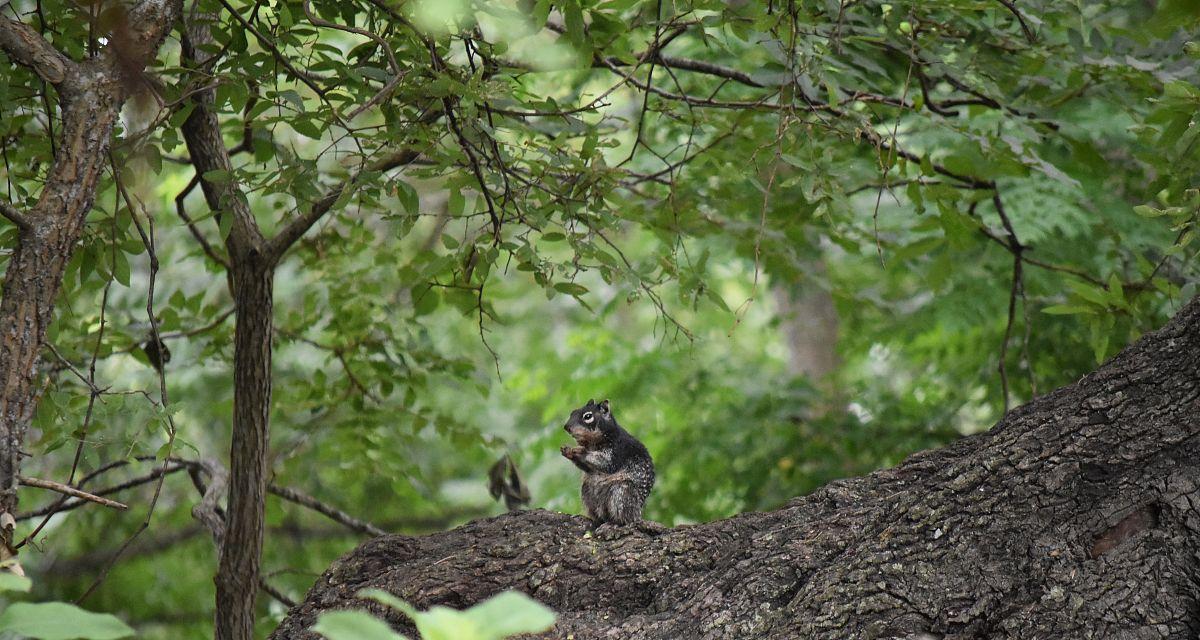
(560, 399, 655, 526)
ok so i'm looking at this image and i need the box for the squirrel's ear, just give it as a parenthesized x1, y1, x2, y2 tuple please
(585, 398, 594, 407)
(599, 399, 610, 414)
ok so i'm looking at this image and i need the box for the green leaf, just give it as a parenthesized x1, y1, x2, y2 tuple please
(395, 180, 420, 215)
(1107, 274, 1125, 308)
(553, 282, 589, 296)
(412, 285, 439, 316)
(362, 589, 554, 640)
(112, 251, 131, 287)
(893, 236, 943, 262)
(0, 602, 134, 640)
(461, 591, 556, 639)
(202, 169, 232, 183)
(292, 118, 323, 140)
(1065, 280, 1110, 306)
(0, 573, 31, 592)
(360, 589, 418, 618)
(448, 187, 465, 215)
(563, 0, 585, 46)
(279, 89, 305, 112)
(312, 610, 409, 640)
(704, 287, 730, 312)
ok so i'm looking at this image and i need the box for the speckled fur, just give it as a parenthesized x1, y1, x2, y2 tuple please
(561, 399, 655, 525)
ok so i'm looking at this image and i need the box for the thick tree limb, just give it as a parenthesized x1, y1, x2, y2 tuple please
(0, 16, 70, 84)
(264, 151, 416, 260)
(274, 295, 1200, 639)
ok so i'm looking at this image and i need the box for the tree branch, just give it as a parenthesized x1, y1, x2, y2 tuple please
(995, 0, 1036, 43)
(18, 476, 128, 511)
(0, 200, 33, 233)
(0, 16, 70, 84)
(264, 145, 428, 262)
(267, 484, 387, 538)
(273, 296, 1200, 640)
(16, 463, 188, 521)
(189, 458, 229, 543)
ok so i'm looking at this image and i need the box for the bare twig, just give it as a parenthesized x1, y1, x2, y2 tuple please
(174, 173, 230, 268)
(17, 477, 128, 510)
(992, 192, 1026, 412)
(77, 159, 180, 603)
(995, 0, 1036, 43)
(267, 484, 387, 538)
(16, 462, 191, 522)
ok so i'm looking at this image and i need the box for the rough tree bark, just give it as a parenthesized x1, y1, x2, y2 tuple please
(0, 0, 180, 553)
(273, 295, 1200, 639)
(179, 11, 276, 640)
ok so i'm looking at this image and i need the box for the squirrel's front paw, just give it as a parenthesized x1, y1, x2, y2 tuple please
(561, 445, 583, 459)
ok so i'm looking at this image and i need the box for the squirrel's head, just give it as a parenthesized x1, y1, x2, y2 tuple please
(563, 398, 615, 446)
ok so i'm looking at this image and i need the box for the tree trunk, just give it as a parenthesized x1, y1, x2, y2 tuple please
(0, 66, 121, 522)
(0, 3, 180, 549)
(216, 259, 273, 640)
(180, 10, 280, 638)
(272, 296, 1200, 640)
(771, 259, 840, 402)
(773, 279, 840, 382)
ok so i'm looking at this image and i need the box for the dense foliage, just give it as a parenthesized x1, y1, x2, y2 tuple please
(0, 0, 1197, 636)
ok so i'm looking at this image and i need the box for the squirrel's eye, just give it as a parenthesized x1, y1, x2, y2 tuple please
(582, 412, 594, 424)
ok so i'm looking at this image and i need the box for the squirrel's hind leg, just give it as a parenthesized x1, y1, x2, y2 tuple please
(604, 483, 645, 526)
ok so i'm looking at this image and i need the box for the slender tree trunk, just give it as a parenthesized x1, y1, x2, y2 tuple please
(216, 259, 273, 640)
(772, 259, 840, 386)
(273, 296, 1200, 640)
(180, 10, 278, 637)
(0, 4, 180, 553)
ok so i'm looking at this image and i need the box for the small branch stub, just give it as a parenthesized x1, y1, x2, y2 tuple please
(0, 201, 33, 234)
